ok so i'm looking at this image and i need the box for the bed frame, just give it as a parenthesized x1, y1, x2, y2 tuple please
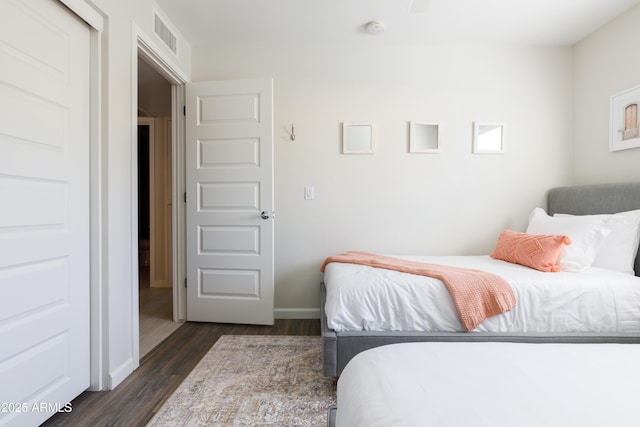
(321, 181, 640, 376)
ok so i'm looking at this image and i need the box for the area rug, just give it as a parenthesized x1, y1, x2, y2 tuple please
(147, 335, 336, 427)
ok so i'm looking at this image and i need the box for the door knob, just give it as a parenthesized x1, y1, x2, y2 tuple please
(260, 211, 274, 220)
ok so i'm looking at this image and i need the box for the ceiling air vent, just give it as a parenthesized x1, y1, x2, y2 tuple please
(154, 13, 177, 55)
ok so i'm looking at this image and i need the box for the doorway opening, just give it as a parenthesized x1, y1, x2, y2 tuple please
(137, 56, 180, 358)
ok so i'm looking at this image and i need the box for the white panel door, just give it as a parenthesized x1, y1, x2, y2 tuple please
(0, 0, 90, 425)
(186, 79, 274, 325)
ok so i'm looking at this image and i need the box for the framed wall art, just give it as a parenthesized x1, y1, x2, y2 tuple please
(610, 85, 640, 152)
(473, 121, 505, 154)
(342, 122, 375, 154)
(409, 122, 440, 153)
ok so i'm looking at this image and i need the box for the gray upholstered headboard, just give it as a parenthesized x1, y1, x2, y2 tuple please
(547, 181, 640, 277)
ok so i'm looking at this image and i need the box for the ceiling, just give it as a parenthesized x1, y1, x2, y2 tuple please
(155, 0, 640, 48)
(137, 57, 171, 117)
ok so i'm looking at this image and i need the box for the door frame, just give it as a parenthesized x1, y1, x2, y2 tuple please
(55, 0, 105, 390)
(134, 24, 189, 324)
(59, 1, 190, 391)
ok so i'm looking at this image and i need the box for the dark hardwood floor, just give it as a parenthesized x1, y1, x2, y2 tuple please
(42, 319, 321, 427)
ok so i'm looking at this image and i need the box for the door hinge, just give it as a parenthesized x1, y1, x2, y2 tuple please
(183, 105, 186, 116)
(184, 278, 187, 288)
(184, 192, 187, 203)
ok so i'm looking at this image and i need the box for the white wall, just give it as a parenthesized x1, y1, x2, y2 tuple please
(69, 0, 640, 391)
(192, 44, 573, 313)
(83, 0, 190, 389)
(573, 3, 640, 184)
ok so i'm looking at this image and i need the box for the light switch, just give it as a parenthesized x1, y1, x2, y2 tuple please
(304, 186, 314, 200)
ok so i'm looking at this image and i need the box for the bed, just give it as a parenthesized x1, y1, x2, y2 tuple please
(329, 341, 640, 427)
(321, 181, 640, 377)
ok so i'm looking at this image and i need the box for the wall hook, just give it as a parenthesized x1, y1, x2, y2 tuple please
(289, 124, 296, 141)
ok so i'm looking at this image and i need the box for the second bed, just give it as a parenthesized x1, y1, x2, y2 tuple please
(322, 181, 640, 376)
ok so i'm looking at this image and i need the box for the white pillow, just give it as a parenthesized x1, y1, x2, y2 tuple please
(555, 209, 640, 275)
(525, 207, 612, 272)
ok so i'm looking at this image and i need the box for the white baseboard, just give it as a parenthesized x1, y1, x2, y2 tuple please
(109, 356, 137, 390)
(151, 279, 171, 288)
(274, 308, 320, 319)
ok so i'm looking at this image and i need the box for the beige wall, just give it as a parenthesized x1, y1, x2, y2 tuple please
(572, 3, 640, 184)
(150, 116, 173, 288)
(192, 44, 573, 315)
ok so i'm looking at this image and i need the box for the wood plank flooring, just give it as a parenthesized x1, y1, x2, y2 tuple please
(42, 319, 321, 427)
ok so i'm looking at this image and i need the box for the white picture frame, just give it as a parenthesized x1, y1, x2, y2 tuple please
(610, 85, 640, 152)
(342, 122, 375, 154)
(409, 122, 440, 153)
(473, 121, 505, 154)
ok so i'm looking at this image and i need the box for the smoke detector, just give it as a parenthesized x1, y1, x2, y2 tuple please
(365, 21, 385, 35)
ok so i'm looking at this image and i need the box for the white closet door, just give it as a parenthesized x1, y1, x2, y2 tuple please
(0, 0, 91, 425)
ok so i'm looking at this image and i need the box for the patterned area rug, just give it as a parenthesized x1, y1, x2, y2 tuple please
(147, 335, 336, 427)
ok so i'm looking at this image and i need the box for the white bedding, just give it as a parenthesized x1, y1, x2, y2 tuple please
(323, 255, 640, 332)
(335, 342, 640, 427)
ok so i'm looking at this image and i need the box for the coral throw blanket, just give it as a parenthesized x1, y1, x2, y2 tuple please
(321, 251, 516, 331)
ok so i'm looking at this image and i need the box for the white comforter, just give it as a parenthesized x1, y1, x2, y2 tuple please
(336, 342, 640, 427)
(323, 255, 640, 332)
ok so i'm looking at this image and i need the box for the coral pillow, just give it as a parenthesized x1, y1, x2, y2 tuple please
(491, 230, 571, 272)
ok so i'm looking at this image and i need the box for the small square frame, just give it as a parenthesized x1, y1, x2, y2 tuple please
(473, 121, 505, 154)
(342, 122, 375, 154)
(409, 122, 440, 153)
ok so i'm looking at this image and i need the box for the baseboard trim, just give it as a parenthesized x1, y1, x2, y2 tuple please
(274, 308, 320, 319)
(109, 356, 137, 390)
(151, 280, 171, 288)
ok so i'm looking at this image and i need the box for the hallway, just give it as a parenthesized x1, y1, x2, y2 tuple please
(139, 267, 181, 358)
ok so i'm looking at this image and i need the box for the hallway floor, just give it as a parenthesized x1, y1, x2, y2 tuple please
(139, 267, 181, 358)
